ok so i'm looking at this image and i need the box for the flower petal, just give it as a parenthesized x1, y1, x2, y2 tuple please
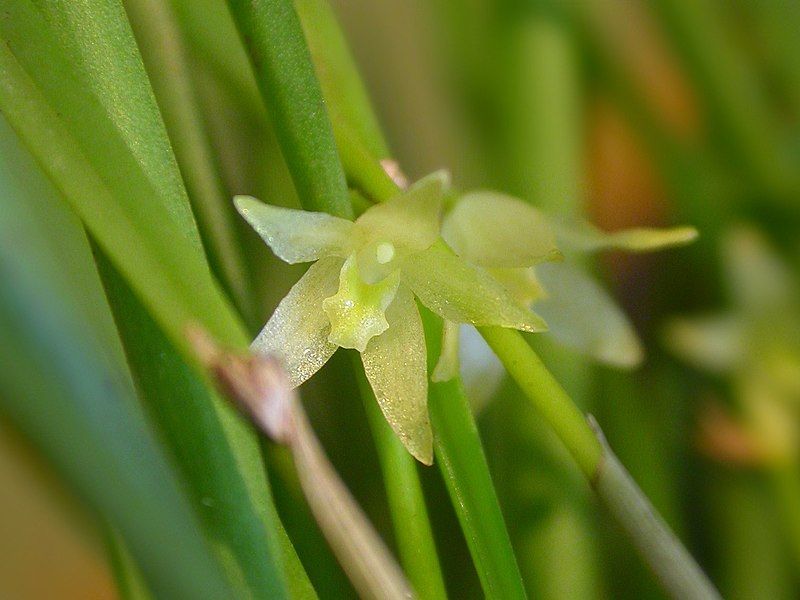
(361, 287, 433, 464)
(251, 256, 343, 386)
(722, 226, 796, 313)
(322, 254, 400, 352)
(665, 315, 746, 373)
(488, 267, 547, 307)
(533, 262, 643, 368)
(432, 319, 460, 382)
(354, 170, 447, 253)
(552, 217, 698, 254)
(235, 195, 355, 263)
(401, 240, 547, 332)
(441, 191, 560, 267)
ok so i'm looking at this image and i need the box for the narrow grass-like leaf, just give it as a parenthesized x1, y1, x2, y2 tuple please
(425, 313, 527, 600)
(0, 8, 245, 348)
(98, 260, 305, 599)
(0, 119, 233, 600)
(124, 0, 256, 322)
(0, 18, 302, 597)
(225, 0, 352, 218)
(4, 0, 199, 245)
(192, 339, 413, 600)
(294, 0, 389, 158)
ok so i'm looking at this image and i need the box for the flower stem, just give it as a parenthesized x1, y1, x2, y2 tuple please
(427, 376, 527, 599)
(479, 326, 602, 476)
(481, 326, 720, 599)
(423, 313, 527, 599)
(592, 427, 721, 600)
(352, 355, 448, 600)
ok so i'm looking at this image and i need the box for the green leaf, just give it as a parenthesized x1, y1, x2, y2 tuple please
(124, 0, 255, 321)
(294, 0, 389, 158)
(0, 117, 233, 600)
(225, 0, 352, 219)
(0, 6, 246, 349)
(2, 0, 199, 247)
(0, 13, 307, 596)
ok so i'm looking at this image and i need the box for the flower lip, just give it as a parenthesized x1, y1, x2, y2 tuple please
(322, 254, 401, 352)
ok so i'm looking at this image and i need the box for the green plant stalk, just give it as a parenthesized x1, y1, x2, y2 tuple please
(123, 0, 256, 324)
(297, 9, 530, 589)
(480, 326, 720, 599)
(479, 327, 601, 477)
(498, 14, 602, 598)
(353, 355, 449, 600)
(424, 314, 528, 599)
(225, 0, 352, 219)
(347, 159, 528, 597)
(294, 0, 388, 158)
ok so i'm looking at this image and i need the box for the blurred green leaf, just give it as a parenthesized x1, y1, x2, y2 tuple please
(124, 0, 256, 323)
(0, 5, 308, 595)
(0, 117, 233, 599)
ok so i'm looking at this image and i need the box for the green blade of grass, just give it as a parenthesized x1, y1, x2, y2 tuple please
(97, 257, 312, 600)
(23, 0, 200, 247)
(0, 9, 307, 596)
(123, 0, 256, 324)
(353, 356, 449, 600)
(424, 315, 528, 600)
(0, 3, 244, 346)
(0, 117, 233, 600)
(225, 0, 352, 218)
(294, 0, 389, 159)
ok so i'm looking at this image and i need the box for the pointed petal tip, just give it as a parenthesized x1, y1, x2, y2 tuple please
(672, 226, 699, 244)
(418, 168, 450, 186)
(407, 431, 434, 465)
(233, 194, 258, 214)
(518, 311, 549, 334)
